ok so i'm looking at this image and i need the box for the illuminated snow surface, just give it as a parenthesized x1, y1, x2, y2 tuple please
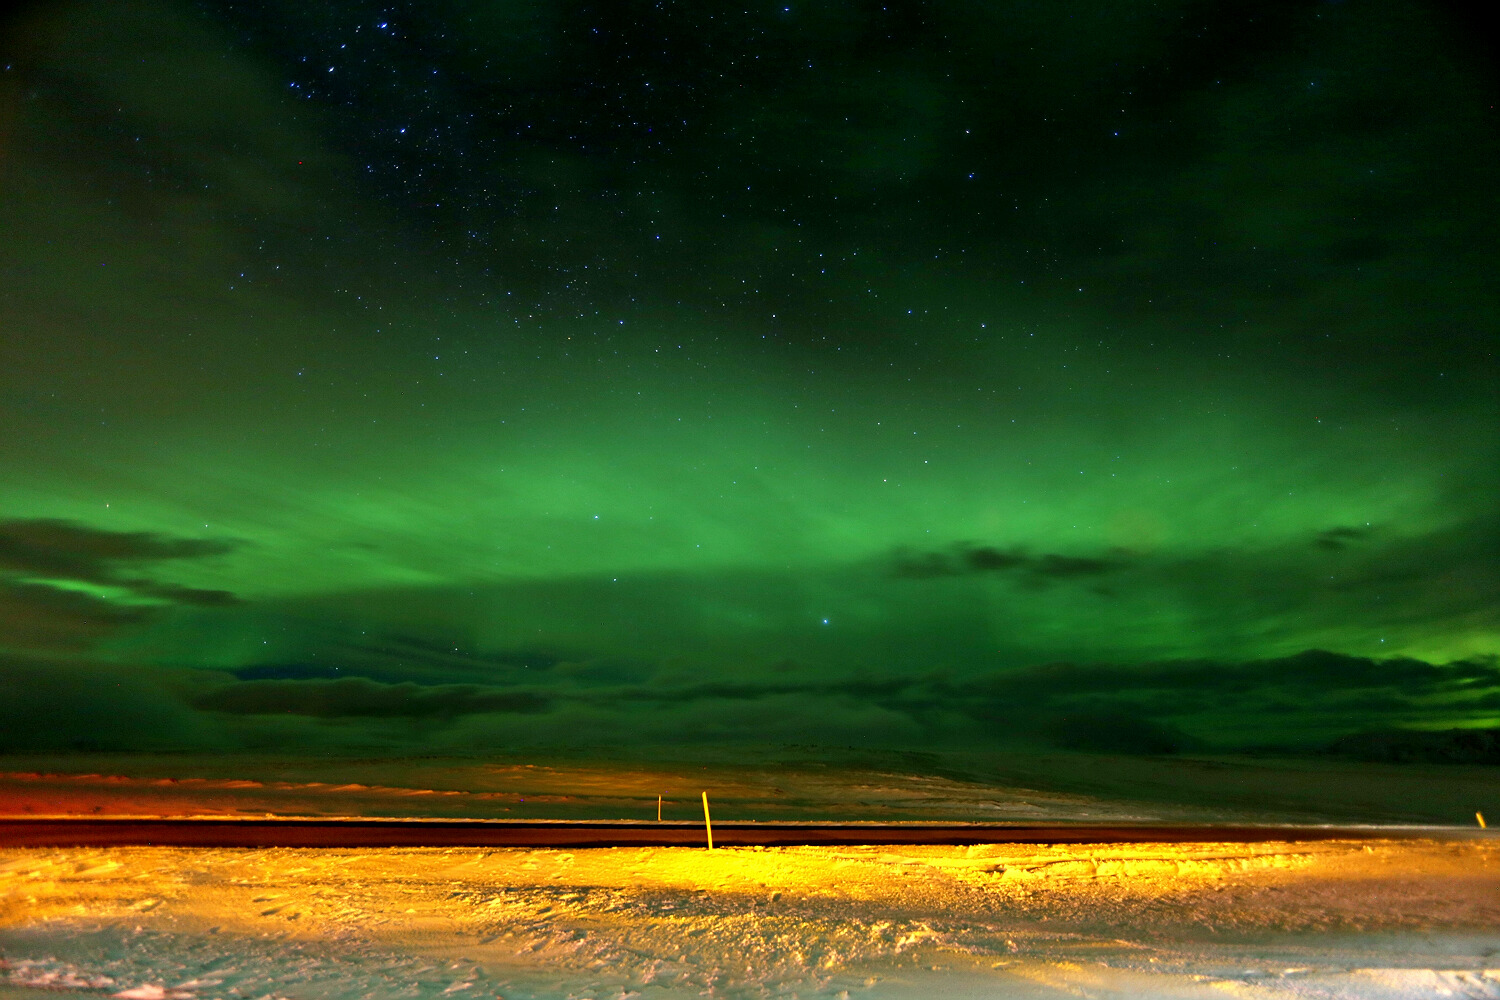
(2, 838, 1498, 1000)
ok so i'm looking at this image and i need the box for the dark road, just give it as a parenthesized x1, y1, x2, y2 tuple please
(0, 817, 1478, 849)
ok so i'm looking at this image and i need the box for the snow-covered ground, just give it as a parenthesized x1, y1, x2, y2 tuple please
(2, 838, 1496, 999)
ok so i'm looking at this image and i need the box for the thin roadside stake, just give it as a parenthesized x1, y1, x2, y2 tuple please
(702, 791, 714, 850)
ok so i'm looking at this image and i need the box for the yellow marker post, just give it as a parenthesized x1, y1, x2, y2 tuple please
(1479, 811, 1488, 829)
(702, 791, 714, 850)
(657, 793, 663, 823)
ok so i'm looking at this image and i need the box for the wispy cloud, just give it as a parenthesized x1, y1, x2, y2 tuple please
(192, 677, 551, 718)
(892, 543, 1127, 582)
(0, 519, 241, 651)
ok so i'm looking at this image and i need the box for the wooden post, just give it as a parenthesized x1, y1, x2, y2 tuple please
(657, 793, 663, 823)
(701, 791, 714, 850)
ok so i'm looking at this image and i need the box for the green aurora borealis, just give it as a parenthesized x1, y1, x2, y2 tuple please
(1, 0, 1497, 758)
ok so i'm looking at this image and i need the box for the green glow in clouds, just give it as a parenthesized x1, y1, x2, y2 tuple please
(0, 0, 1496, 757)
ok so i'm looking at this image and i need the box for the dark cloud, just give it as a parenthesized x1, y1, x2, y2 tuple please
(210, 635, 577, 689)
(0, 519, 237, 580)
(118, 580, 241, 607)
(1324, 727, 1500, 765)
(4, 641, 1494, 758)
(1315, 525, 1375, 551)
(0, 519, 242, 652)
(892, 544, 1126, 581)
(204, 646, 1489, 755)
(309, 648, 1487, 755)
(588, 649, 1500, 753)
(943, 651, 1500, 754)
(192, 677, 551, 718)
(962, 547, 1029, 573)
(961, 650, 1499, 703)
(1032, 554, 1119, 578)
(0, 521, 240, 629)
(0, 580, 152, 652)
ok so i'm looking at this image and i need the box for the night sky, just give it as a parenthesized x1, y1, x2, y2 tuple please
(1, 0, 1497, 759)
